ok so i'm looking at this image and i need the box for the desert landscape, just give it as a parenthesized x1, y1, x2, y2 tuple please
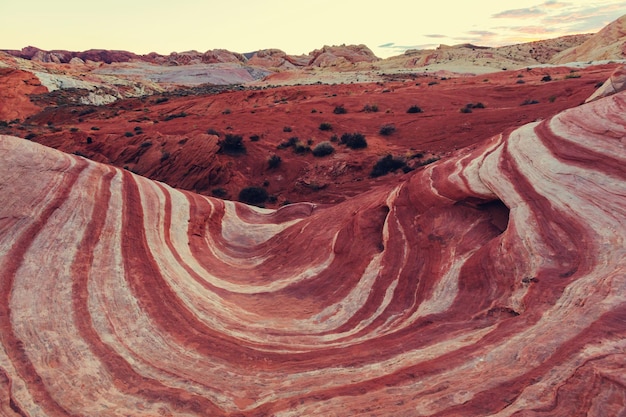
(0, 11, 625, 417)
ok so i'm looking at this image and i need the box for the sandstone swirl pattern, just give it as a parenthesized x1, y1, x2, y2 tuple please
(0, 92, 625, 416)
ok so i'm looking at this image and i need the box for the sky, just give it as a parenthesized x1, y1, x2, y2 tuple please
(1, 1, 625, 59)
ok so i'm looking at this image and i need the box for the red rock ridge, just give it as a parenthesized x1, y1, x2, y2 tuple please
(1, 86, 625, 415)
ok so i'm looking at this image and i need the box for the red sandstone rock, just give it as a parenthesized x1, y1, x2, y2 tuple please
(308, 44, 380, 67)
(0, 84, 624, 415)
(586, 64, 626, 102)
(0, 68, 47, 121)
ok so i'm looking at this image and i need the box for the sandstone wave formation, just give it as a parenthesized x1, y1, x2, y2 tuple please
(1, 89, 625, 415)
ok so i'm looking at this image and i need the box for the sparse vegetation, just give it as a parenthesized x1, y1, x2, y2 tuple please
(294, 141, 311, 154)
(283, 126, 292, 132)
(277, 136, 299, 149)
(379, 124, 396, 136)
(207, 128, 220, 136)
(124, 131, 134, 137)
(249, 134, 260, 142)
(362, 104, 379, 113)
(238, 186, 269, 207)
(319, 122, 332, 131)
(268, 154, 282, 168)
(218, 133, 246, 154)
(312, 141, 334, 157)
(541, 75, 552, 82)
(407, 105, 423, 114)
(155, 97, 169, 104)
(371, 155, 407, 177)
(211, 188, 228, 198)
(163, 112, 187, 121)
(160, 152, 170, 162)
(521, 99, 540, 106)
(460, 106, 472, 113)
(333, 105, 347, 114)
(340, 133, 367, 149)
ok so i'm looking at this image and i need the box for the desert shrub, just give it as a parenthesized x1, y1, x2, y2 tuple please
(549, 95, 557, 103)
(362, 104, 379, 113)
(516, 79, 526, 84)
(90, 126, 100, 131)
(371, 155, 407, 177)
(594, 81, 604, 88)
(379, 124, 396, 136)
(294, 141, 311, 154)
(222, 108, 231, 115)
(207, 128, 220, 136)
(70, 127, 79, 132)
(211, 188, 227, 198)
(471, 102, 485, 109)
(0, 120, 8, 127)
(249, 134, 260, 142)
(460, 106, 472, 113)
(428, 81, 438, 86)
(163, 112, 187, 121)
(86, 137, 93, 144)
(340, 133, 367, 149)
(277, 136, 299, 149)
(25, 133, 37, 140)
(565, 73, 581, 79)
(520, 99, 540, 106)
(333, 105, 347, 114)
(218, 133, 246, 154)
(140, 141, 152, 148)
(134, 126, 143, 132)
(283, 126, 292, 132)
(268, 154, 282, 168)
(124, 131, 134, 137)
(319, 122, 332, 131)
(407, 105, 423, 113)
(541, 75, 552, 82)
(312, 141, 334, 157)
(155, 97, 169, 104)
(330, 135, 338, 142)
(160, 152, 170, 162)
(238, 186, 268, 207)
(419, 157, 440, 166)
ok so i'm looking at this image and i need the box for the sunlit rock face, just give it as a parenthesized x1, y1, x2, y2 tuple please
(0, 91, 625, 416)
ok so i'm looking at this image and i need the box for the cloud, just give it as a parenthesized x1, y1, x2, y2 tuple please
(378, 42, 395, 48)
(493, 7, 545, 19)
(425, 34, 447, 39)
(506, 26, 557, 35)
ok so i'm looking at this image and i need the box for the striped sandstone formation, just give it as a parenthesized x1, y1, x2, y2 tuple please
(0, 90, 625, 416)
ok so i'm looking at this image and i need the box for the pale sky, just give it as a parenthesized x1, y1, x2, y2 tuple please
(1, 1, 625, 58)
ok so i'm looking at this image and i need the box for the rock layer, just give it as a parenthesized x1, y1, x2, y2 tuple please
(0, 90, 625, 416)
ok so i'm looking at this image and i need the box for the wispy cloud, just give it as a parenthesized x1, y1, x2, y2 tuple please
(377, 42, 438, 54)
(486, 1, 625, 46)
(425, 34, 447, 39)
(493, 8, 545, 19)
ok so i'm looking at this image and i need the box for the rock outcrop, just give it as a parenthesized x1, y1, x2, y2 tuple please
(1, 85, 624, 416)
(586, 64, 626, 102)
(308, 44, 380, 67)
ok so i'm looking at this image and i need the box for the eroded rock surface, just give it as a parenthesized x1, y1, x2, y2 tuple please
(1, 87, 625, 415)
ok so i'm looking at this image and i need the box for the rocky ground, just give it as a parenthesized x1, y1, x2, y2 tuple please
(0, 14, 625, 417)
